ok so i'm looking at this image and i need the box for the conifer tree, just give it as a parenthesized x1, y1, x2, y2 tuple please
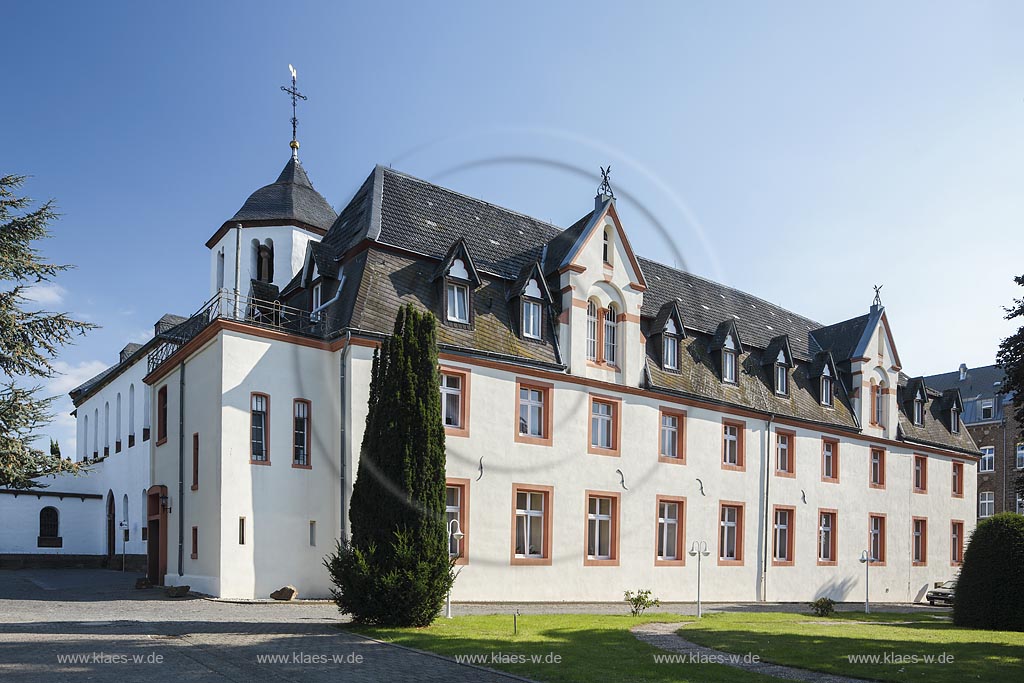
(326, 303, 453, 626)
(1, 174, 94, 489)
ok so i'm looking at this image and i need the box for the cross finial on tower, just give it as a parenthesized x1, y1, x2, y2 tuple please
(872, 284, 883, 308)
(280, 64, 307, 159)
(598, 165, 615, 201)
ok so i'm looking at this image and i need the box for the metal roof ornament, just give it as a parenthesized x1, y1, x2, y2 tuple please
(280, 64, 307, 158)
(598, 165, 615, 201)
(872, 284, 883, 308)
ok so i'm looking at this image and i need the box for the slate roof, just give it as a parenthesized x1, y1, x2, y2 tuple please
(924, 364, 1007, 401)
(896, 379, 979, 455)
(223, 156, 337, 232)
(809, 314, 871, 361)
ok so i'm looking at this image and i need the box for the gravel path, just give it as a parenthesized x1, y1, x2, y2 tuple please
(631, 622, 871, 683)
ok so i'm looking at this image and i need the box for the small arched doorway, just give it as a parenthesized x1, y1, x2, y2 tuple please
(106, 492, 115, 560)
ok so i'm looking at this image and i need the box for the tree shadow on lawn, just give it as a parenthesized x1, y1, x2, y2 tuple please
(680, 618, 1024, 683)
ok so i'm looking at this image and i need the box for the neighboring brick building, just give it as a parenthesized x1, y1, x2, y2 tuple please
(925, 364, 1023, 516)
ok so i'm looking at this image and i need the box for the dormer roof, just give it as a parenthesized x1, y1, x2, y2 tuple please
(709, 319, 743, 352)
(431, 238, 481, 285)
(507, 261, 553, 303)
(809, 350, 838, 379)
(762, 335, 794, 367)
(652, 301, 686, 337)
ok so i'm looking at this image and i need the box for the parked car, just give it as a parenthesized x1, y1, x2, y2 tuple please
(926, 580, 956, 605)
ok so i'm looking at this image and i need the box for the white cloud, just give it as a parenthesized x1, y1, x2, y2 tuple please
(47, 359, 111, 397)
(23, 283, 66, 306)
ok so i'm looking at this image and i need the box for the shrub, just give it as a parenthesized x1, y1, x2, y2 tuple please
(954, 512, 1024, 631)
(809, 597, 835, 617)
(624, 589, 660, 617)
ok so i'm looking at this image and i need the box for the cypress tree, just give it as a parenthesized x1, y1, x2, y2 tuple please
(326, 304, 454, 626)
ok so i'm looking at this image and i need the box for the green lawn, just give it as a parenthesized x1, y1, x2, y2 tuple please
(348, 613, 776, 683)
(680, 611, 1024, 683)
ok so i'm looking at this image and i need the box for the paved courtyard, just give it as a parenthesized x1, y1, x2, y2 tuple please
(0, 569, 519, 682)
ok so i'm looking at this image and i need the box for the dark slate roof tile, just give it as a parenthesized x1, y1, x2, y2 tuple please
(226, 156, 337, 232)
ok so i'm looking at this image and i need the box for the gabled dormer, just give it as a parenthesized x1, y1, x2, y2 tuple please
(508, 261, 553, 342)
(763, 335, 794, 396)
(943, 388, 964, 434)
(810, 351, 839, 408)
(709, 320, 743, 384)
(652, 301, 686, 372)
(904, 377, 929, 426)
(432, 238, 481, 327)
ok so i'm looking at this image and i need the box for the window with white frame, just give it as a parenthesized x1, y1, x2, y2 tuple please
(440, 374, 462, 429)
(774, 351, 788, 395)
(874, 384, 885, 426)
(591, 400, 614, 450)
(657, 501, 680, 560)
(586, 301, 598, 360)
(602, 226, 612, 265)
(773, 508, 792, 563)
(870, 449, 885, 487)
(660, 413, 680, 459)
(587, 496, 614, 560)
(719, 505, 741, 561)
(913, 397, 924, 426)
(723, 423, 740, 466)
(981, 399, 994, 421)
(446, 281, 469, 323)
(950, 406, 959, 433)
(311, 282, 322, 321)
(980, 446, 995, 473)
(446, 485, 462, 558)
(519, 386, 545, 438)
(250, 394, 268, 462)
(603, 305, 618, 365)
(1017, 443, 1024, 469)
(722, 337, 737, 383)
(663, 318, 679, 370)
(820, 370, 833, 407)
(951, 521, 963, 564)
(979, 491, 995, 518)
(514, 490, 546, 558)
(913, 518, 926, 564)
(522, 298, 542, 339)
(818, 511, 835, 562)
(869, 515, 885, 563)
(776, 432, 791, 474)
(822, 440, 837, 480)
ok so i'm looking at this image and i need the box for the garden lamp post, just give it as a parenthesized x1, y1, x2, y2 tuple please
(688, 540, 711, 618)
(859, 550, 873, 614)
(445, 518, 465, 619)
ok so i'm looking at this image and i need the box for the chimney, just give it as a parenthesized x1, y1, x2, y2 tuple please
(958, 363, 968, 381)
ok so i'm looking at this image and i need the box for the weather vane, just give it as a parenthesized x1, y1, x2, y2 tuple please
(280, 64, 307, 157)
(598, 165, 615, 200)
(872, 284, 883, 308)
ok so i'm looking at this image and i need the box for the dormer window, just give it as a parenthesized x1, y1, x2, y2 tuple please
(604, 304, 618, 366)
(722, 336, 737, 384)
(820, 365, 833, 407)
(774, 350, 788, 396)
(447, 281, 469, 323)
(951, 406, 960, 434)
(522, 299, 542, 339)
(663, 319, 679, 371)
(311, 282, 322, 322)
(913, 395, 924, 426)
(602, 226, 612, 265)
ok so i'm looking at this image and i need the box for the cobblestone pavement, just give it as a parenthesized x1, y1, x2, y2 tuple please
(0, 569, 523, 683)
(631, 622, 869, 683)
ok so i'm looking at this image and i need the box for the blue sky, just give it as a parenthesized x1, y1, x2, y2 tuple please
(3, 1, 1023, 454)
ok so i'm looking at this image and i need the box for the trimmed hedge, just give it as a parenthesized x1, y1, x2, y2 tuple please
(953, 512, 1024, 631)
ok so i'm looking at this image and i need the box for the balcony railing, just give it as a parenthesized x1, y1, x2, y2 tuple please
(147, 290, 331, 375)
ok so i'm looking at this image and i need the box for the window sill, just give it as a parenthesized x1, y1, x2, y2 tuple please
(510, 556, 551, 566)
(155, 438, 167, 447)
(588, 446, 621, 457)
(820, 476, 839, 484)
(658, 455, 686, 465)
(721, 463, 745, 472)
(584, 557, 619, 567)
(869, 561, 886, 567)
(771, 559, 794, 567)
(869, 483, 886, 490)
(444, 425, 470, 438)
(190, 484, 198, 491)
(516, 433, 553, 448)
(655, 557, 685, 567)
(817, 560, 838, 567)
(250, 460, 271, 466)
(912, 561, 927, 567)
(952, 492, 964, 499)
(717, 558, 744, 567)
(774, 470, 796, 478)
(913, 488, 928, 494)
(291, 463, 312, 470)
(190, 553, 198, 560)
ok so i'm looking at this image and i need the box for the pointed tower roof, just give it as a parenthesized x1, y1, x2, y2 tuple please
(214, 156, 337, 239)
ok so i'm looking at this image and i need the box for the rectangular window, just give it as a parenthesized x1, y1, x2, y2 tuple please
(979, 491, 994, 518)
(952, 461, 964, 497)
(818, 509, 837, 565)
(588, 396, 620, 455)
(446, 282, 469, 323)
(446, 478, 469, 564)
(440, 367, 470, 437)
(512, 485, 552, 565)
(822, 439, 839, 482)
(913, 399, 924, 426)
(586, 302, 598, 361)
(912, 517, 927, 566)
(775, 364, 788, 395)
(869, 514, 886, 565)
(913, 454, 927, 493)
(664, 336, 679, 370)
(772, 506, 795, 566)
(1017, 444, 1024, 469)
(309, 520, 316, 547)
(250, 393, 269, 463)
(311, 282, 322, 321)
(655, 497, 685, 565)
(603, 310, 617, 366)
(821, 376, 833, 407)
(869, 448, 885, 488)
(190, 526, 198, 560)
(585, 492, 619, 565)
(156, 386, 168, 445)
(722, 349, 737, 383)
(951, 407, 959, 434)
(980, 447, 994, 473)
(722, 420, 745, 470)
(658, 408, 685, 463)
(951, 520, 964, 565)
(718, 502, 744, 564)
(981, 399, 994, 420)
(293, 399, 311, 467)
(191, 433, 199, 491)
(515, 379, 552, 446)
(522, 299, 542, 339)
(775, 430, 795, 476)
(874, 385, 885, 426)
(238, 517, 245, 545)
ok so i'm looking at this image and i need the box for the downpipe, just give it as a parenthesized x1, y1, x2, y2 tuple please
(760, 413, 775, 602)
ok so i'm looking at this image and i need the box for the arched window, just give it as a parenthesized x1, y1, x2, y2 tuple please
(586, 300, 598, 361)
(104, 402, 110, 454)
(38, 507, 60, 547)
(663, 319, 679, 371)
(128, 384, 135, 438)
(820, 365, 833, 407)
(142, 386, 151, 440)
(722, 335, 738, 383)
(93, 408, 99, 455)
(604, 303, 618, 366)
(874, 383, 885, 426)
(216, 249, 226, 290)
(123, 494, 129, 533)
(82, 414, 89, 459)
(256, 240, 274, 283)
(602, 227, 613, 265)
(115, 393, 122, 449)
